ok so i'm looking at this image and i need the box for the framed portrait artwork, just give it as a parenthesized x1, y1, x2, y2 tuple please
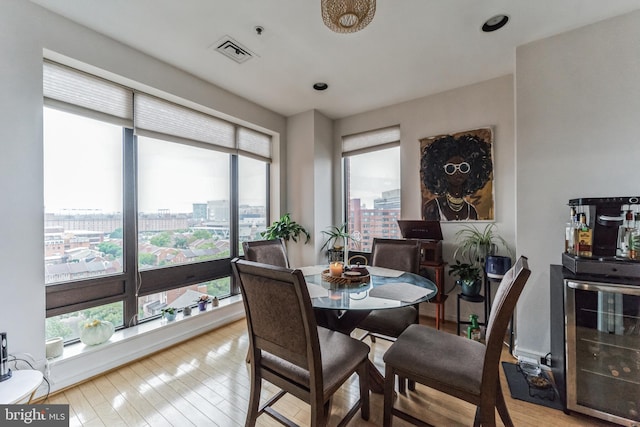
(419, 127, 495, 221)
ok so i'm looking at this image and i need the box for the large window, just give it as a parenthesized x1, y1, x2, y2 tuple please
(343, 127, 401, 252)
(43, 61, 271, 341)
(44, 108, 124, 284)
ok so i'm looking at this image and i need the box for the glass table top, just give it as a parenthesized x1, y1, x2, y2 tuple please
(302, 265, 438, 311)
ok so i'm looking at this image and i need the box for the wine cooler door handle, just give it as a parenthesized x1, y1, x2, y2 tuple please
(567, 280, 640, 295)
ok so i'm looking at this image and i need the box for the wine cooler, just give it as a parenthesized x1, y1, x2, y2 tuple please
(559, 274, 640, 425)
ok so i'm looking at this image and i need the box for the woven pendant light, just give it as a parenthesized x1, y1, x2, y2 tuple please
(321, 0, 376, 33)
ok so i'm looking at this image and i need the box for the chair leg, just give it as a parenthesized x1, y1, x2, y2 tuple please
(408, 379, 416, 391)
(246, 364, 261, 427)
(311, 393, 328, 427)
(398, 376, 406, 393)
(359, 360, 370, 420)
(496, 380, 514, 427)
(383, 364, 396, 427)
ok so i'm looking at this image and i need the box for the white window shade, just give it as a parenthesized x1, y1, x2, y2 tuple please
(238, 127, 271, 161)
(134, 93, 236, 153)
(43, 61, 133, 127)
(342, 125, 401, 156)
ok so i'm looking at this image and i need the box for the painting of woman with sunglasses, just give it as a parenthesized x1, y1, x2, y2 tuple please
(420, 128, 494, 221)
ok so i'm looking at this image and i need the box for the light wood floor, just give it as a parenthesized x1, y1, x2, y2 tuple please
(43, 317, 609, 426)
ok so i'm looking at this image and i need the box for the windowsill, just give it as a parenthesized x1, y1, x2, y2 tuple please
(45, 295, 245, 393)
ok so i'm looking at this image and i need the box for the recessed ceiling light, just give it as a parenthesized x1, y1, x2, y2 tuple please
(313, 82, 329, 91)
(482, 14, 509, 32)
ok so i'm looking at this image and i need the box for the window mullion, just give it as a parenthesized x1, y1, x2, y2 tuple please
(122, 128, 139, 326)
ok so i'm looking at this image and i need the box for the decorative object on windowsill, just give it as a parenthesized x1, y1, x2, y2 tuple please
(161, 307, 176, 322)
(45, 337, 64, 359)
(321, 223, 358, 263)
(79, 319, 114, 346)
(261, 213, 310, 244)
(183, 306, 192, 316)
(321, 0, 376, 33)
(448, 260, 482, 297)
(196, 295, 210, 311)
(212, 296, 219, 307)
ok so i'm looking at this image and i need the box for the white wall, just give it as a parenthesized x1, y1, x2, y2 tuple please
(0, 0, 285, 387)
(286, 110, 334, 267)
(515, 10, 640, 358)
(333, 75, 516, 323)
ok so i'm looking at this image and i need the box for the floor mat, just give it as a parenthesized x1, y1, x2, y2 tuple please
(502, 362, 564, 411)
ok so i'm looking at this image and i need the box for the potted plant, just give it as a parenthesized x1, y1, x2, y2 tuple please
(320, 223, 354, 262)
(453, 223, 512, 265)
(196, 295, 210, 311)
(261, 213, 311, 244)
(161, 307, 177, 321)
(448, 260, 482, 297)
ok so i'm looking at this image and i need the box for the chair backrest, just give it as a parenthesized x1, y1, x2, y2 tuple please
(231, 258, 321, 375)
(371, 238, 422, 274)
(242, 238, 290, 268)
(482, 256, 531, 385)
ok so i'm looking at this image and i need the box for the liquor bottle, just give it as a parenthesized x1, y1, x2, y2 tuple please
(467, 314, 481, 341)
(576, 214, 593, 257)
(566, 207, 577, 254)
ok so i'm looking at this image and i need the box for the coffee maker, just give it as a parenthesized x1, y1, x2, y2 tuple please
(562, 196, 640, 277)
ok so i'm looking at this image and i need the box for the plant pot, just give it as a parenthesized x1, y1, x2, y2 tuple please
(164, 312, 176, 322)
(183, 306, 192, 316)
(198, 301, 207, 311)
(458, 279, 482, 297)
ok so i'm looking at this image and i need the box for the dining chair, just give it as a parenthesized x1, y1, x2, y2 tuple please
(382, 256, 531, 427)
(231, 258, 371, 427)
(357, 238, 423, 344)
(242, 238, 290, 268)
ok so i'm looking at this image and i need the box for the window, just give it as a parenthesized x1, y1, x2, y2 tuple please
(343, 126, 401, 252)
(137, 136, 230, 269)
(44, 108, 124, 284)
(238, 156, 269, 254)
(43, 60, 272, 340)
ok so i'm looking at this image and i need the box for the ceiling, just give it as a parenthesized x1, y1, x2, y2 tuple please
(30, 0, 640, 119)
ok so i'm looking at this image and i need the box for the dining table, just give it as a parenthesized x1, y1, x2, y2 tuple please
(300, 264, 438, 393)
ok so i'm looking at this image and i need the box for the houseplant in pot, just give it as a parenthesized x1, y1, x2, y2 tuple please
(261, 213, 310, 244)
(320, 223, 354, 263)
(161, 307, 177, 322)
(453, 223, 512, 266)
(448, 260, 482, 297)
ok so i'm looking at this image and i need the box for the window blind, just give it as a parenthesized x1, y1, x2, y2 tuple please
(238, 127, 271, 162)
(341, 125, 401, 157)
(134, 93, 236, 154)
(43, 60, 133, 127)
(43, 60, 272, 160)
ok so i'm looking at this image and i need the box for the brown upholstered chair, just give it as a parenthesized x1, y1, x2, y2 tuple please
(382, 256, 531, 427)
(232, 258, 370, 427)
(242, 238, 290, 268)
(357, 238, 423, 344)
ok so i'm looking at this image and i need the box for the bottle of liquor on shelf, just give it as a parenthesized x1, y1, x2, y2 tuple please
(566, 207, 577, 254)
(576, 214, 593, 257)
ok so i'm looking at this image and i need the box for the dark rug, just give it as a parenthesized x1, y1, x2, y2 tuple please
(502, 362, 564, 411)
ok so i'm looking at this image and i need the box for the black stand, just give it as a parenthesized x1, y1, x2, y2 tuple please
(457, 293, 486, 336)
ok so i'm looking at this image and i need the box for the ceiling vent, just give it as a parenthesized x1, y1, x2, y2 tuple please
(212, 36, 255, 64)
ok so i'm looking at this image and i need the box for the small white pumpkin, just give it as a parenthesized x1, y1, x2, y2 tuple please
(80, 319, 115, 346)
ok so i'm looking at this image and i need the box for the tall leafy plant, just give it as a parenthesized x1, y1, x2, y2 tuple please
(320, 223, 353, 251)
(261, 213, 311, 243)
(453, 223, 512, 265)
